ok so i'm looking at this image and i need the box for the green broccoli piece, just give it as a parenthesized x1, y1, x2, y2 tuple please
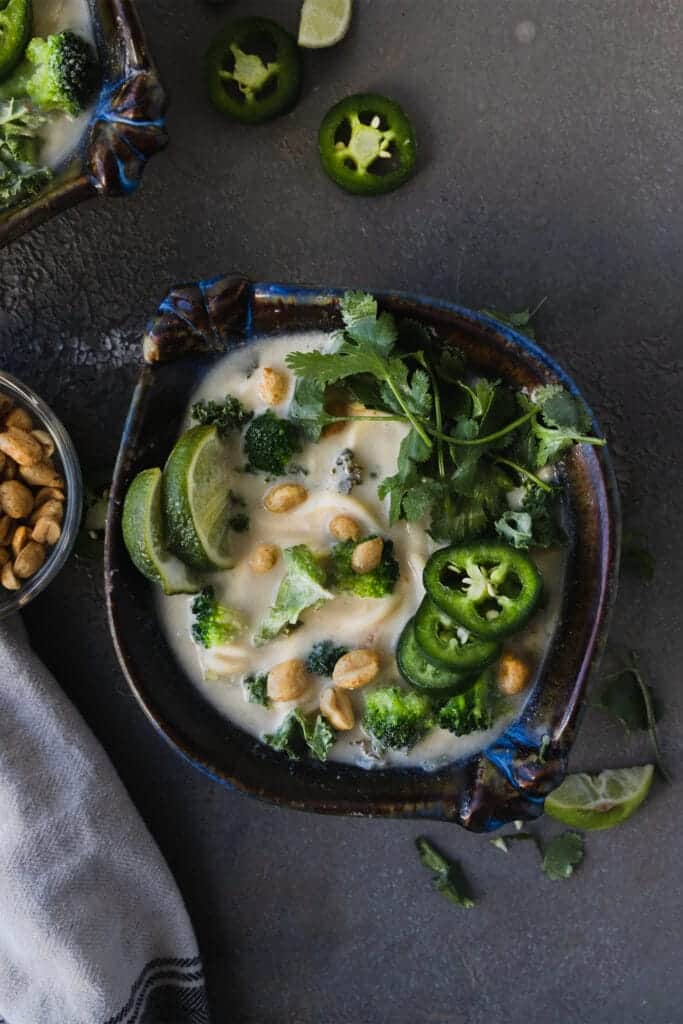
(192, 395, 252, 434)
(0, 32, 99, 116)
(362, 687, 432, 751)
(191, 586, 244, 649)
(254, 545, 332, 646)
(244, 673, 269, 706)
(263, 709, 335, 761)
(244, 411, 302, 475)
(437, 670, 498, 736)
(328, 536, 400, 598)
(305, 640, 348, 677)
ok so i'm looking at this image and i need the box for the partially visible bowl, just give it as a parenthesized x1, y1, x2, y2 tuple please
(106, 274, 620, 832)
(0, 372, 82, 618)
(0, 0, 168, 248)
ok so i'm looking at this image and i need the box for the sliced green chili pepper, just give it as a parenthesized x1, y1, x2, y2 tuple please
(424, 542, 542, 640)
(319, 93, 417, 195)
(414, 598, 501, 672)
(0, 0, 31, 82)
(205, 17, 301, 124)
(397, 619, 476, 693)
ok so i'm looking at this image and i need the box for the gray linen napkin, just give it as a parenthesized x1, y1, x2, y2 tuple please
(0, 616, 210, 1024)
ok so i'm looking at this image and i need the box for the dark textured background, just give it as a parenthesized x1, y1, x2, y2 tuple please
(2, 1, 682, 1021)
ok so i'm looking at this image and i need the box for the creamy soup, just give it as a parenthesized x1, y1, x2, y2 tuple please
(33, 0, 95, 168)
(157, 331, 566, 770)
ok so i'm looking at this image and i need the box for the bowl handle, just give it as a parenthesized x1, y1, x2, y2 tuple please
(143, 274, 253, 364)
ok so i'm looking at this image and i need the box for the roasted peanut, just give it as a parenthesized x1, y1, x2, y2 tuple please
(0, 480, 34, 519)
(31, 429, 55, 458)
(29, 498, 63, 526)
(1, 562, 20, 590)
(267, 659, 311, 702)
(3, 456, 17, 480)
(264, 483, 308, 513)
(34, 486, 66, 506)
(18, 462, 62, 488)
(497, 653, 531, 696)
(351, 537, 383, 574)
(248, 543, 279, 574)
(329, 514, 361, 542)
(332, 649, 380, 690)
(0, 515, 12, 545)
(0, 427, 44, 466)
(5, 407, 33, 432)
(32, 518, 61, 546)
(258, 367, 288, 405)
(11, 525, 31, 558)
(320, 687, 355, 731)
(14, 541, 46, 579)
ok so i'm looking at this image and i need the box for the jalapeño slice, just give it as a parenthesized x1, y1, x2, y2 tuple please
(424, 542, 542, 640)
(206, 17, 302, 124)
(397, 619, 476, 693)
(414, 598, 500, 672)
(319, 93, 417, 195)
(0, 0, 31, 82)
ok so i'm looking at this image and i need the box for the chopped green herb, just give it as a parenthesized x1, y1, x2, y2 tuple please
(244, 674, 269, 707)
(415, 837, 475, 908)
(599, 652, 669, 781)
(191, 394, 252, 434)
(541, 831, 584, 880)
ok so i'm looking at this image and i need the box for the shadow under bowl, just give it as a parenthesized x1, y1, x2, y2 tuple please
(105, 274, 620, 832)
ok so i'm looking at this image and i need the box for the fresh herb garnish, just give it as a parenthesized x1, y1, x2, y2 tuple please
(599, 651, 669, 781)
(541, 831, 585, 880)
(286, 291, 604, 546)
(191, 394, 252, 434)
(478, 302, 546, 341)
(415, 837, 475, 908)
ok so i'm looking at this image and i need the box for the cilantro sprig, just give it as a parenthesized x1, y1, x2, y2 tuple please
(286, 291, 605, 547)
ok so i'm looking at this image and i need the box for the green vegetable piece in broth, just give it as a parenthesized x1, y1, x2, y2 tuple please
(0, 0, 32, 82)
(0, 31, 99, 115)
(244, 411, 302, 475)
(328, 535, 399, 598)
(362, 687, 432, 751)
(254, 545, 332, 646)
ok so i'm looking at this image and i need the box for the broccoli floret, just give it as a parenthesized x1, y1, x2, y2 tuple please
(329, 536, 399, 598)
(0, 32, 99, 116)
(362, 687, 432, 751)
(244, 411, 302, 475)
(192, 395, 252, 434)
(191, 586, 244, 649)
(244, 673, 269, 707)
(263, 709, 335, 761)
(331, 448, 363, 494)
(305, 640, 348, 677)
(254, 545, 332, 646)
(437, 670, 497, 736)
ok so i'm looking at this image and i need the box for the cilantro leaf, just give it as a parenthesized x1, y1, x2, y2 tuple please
(541, 831, 584, 880)
(340, 290, 397, 354)
(415, 836, 475, 908)
(288, 378, 335, 441)
(534, 384, 591, 434)
(598, 653, 669, 781)
(495, 510, 533, 548)
(479, 306, 539, 340)
(521, 485, 566, 548)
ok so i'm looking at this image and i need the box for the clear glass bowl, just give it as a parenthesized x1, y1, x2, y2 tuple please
(0, 372, 82, 619)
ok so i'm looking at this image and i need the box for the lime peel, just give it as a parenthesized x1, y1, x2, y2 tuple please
(298, 0, 353, 48)
(545, 765, 654, 831)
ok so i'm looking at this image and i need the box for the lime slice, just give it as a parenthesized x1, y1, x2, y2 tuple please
(163, 425, 234, 571)
(122, 468, 199, 595)
(298, 0, 353, 48)
(545, 765, 654, 831)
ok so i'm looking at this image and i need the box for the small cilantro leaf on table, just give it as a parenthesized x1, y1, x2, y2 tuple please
(541, 832, 585, 880)
(415, 837, 475, 908)
(599, 652, 670, 781)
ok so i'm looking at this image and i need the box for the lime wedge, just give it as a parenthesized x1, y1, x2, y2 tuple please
(545, 765, 654, 831)
(298, 0, 353, 48)
(163, 425, 234, 571)
(122, 468, 199, 595)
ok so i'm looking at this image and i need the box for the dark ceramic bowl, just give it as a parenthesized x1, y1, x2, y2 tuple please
(0, 0, 167, 248)
(105, 274, 620, 832)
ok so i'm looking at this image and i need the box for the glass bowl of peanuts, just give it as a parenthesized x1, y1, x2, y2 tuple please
(0, 372, 82, 618)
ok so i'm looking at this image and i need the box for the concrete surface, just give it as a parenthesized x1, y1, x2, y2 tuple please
(2, 1, 683, 1021)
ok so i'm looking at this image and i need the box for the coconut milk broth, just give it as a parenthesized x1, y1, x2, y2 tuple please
(33, 0, 95, 168)
(157, 330, 566, 770)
